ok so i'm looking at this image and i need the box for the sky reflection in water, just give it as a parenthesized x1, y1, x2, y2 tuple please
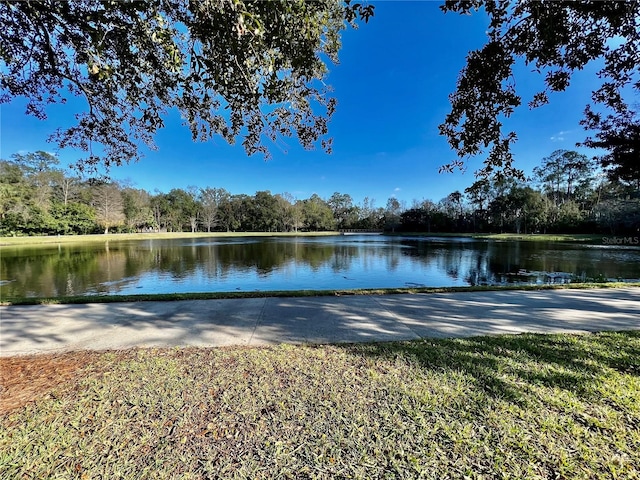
(2, 236, 639, 297)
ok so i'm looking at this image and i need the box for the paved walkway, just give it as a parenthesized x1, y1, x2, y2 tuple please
(1, 288, 639, 356)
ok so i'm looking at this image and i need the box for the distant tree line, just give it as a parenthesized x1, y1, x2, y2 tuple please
(1, 150, 638, 236)
(402, 150, 639, 235)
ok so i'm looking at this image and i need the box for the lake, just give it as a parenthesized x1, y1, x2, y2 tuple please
(1, 235, 639, 298)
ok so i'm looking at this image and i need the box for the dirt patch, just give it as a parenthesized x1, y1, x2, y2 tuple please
(0, 351, 98, 415)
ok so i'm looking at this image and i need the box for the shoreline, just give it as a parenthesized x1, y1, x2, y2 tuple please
(0, 231, 625, 247)
(3, 282, 639, 306)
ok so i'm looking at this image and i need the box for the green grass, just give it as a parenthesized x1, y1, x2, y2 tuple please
(0, 231, 339, 247)
(3, 282, 640, 306)
(2, 331, 639, 479)
(473, 233, 605, 243)
(0, 231, 613, 247)
(393, 232, 607, 243)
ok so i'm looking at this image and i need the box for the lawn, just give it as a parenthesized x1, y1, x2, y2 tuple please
(1, 331, 639, 479)
(390, 232, 606, 243)
(0, 231, 339, 247)
(0, 232, 608, 248)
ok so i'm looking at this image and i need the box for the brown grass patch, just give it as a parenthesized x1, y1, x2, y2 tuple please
(0, 351, 97, 415)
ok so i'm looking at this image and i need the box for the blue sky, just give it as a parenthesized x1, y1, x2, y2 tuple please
(1, 1, 604, 206)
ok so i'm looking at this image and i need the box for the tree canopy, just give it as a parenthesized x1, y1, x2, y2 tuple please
(2, 148, 638, 236)
(2, 1, 639, 181)
(580, 108, 640, 189)
(439, 0, 640, 180)
(0, 0, 373, 172)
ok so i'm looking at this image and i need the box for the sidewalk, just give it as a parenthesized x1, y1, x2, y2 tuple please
(1, 288, 639, 356)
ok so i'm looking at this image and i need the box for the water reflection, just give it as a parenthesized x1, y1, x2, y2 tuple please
(1, 236, 639, 297)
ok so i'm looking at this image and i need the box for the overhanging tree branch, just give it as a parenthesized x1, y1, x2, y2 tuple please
(0, 0, 374, 173)
(440, 0, 640, 179)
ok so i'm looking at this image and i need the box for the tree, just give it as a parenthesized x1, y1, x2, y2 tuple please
(440, 1, 640, 178)
(162, 188, 198, 232)
(275, 192, 297, 232)
(485, 184, 550, 234)
(509, 186, 547, 234)
(446, 191, 464, 219)
(384, 197, 404, 232)
(186, 186, 201, 233)
(122, 187, 155, 232)
(233, 194, 255, 231)
(150, 192, 170, 232)
(327, 192, 357, 229)
(533, 150, 594, 206)
(581, 109, 640, 190)
(301, 194, 335, 231)
(555, 200, 584, 233)
(8, 151, 59, 173)
(10, 151, 60, 211)
(465, 179, 492, 231)
(49, 201, 96, 235)
(419, 199, 439, 233)
(1, 0, 373, 172)
(0, 160, 30, 234)
(92, 182, 125, 234)
(437, 191, 468, 232)
(465, 179, 491, 212)
(356, 196, 381, 229)
(199, 187, 228, 233)
(0, 152, 73, 234)
(591, 180, 640, 234)
(252, 191, 279, 232)
(217, 194, 240, 233)
(291, 200, 306, 233)
(54, 174, 80, 207)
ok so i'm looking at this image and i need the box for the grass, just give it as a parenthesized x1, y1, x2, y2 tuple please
(3, 282, 640, 306)
(1, 331, 639, 479)
(472, 233, 605, 243)
(0, 231, 339, 247)
(393, 232, 608, 243)
(0, 232, 615, 247)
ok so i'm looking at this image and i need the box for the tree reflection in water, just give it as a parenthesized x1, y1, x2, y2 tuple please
(1, 236, 639, 297)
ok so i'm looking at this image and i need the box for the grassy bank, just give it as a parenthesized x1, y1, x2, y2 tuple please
(3, 282, 640, 306)
(393, 232, 608, 243)
(1, 331, 639, 479)
(1, 231, 616, 247)
(473, 233, 605, 242)
(0, 231, 339, 247)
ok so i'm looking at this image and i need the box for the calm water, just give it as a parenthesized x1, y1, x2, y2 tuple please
(2, 235, 639, 298)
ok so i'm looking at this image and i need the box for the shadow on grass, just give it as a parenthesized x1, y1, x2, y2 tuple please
(345, 331, 640, 404)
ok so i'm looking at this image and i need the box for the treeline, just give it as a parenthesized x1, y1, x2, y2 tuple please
(1, 150, 639, 236)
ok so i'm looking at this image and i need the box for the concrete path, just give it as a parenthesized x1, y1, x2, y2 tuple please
(1, 288, 639, 356)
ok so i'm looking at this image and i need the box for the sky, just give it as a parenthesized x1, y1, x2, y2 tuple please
(0, 1, 606, 207)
